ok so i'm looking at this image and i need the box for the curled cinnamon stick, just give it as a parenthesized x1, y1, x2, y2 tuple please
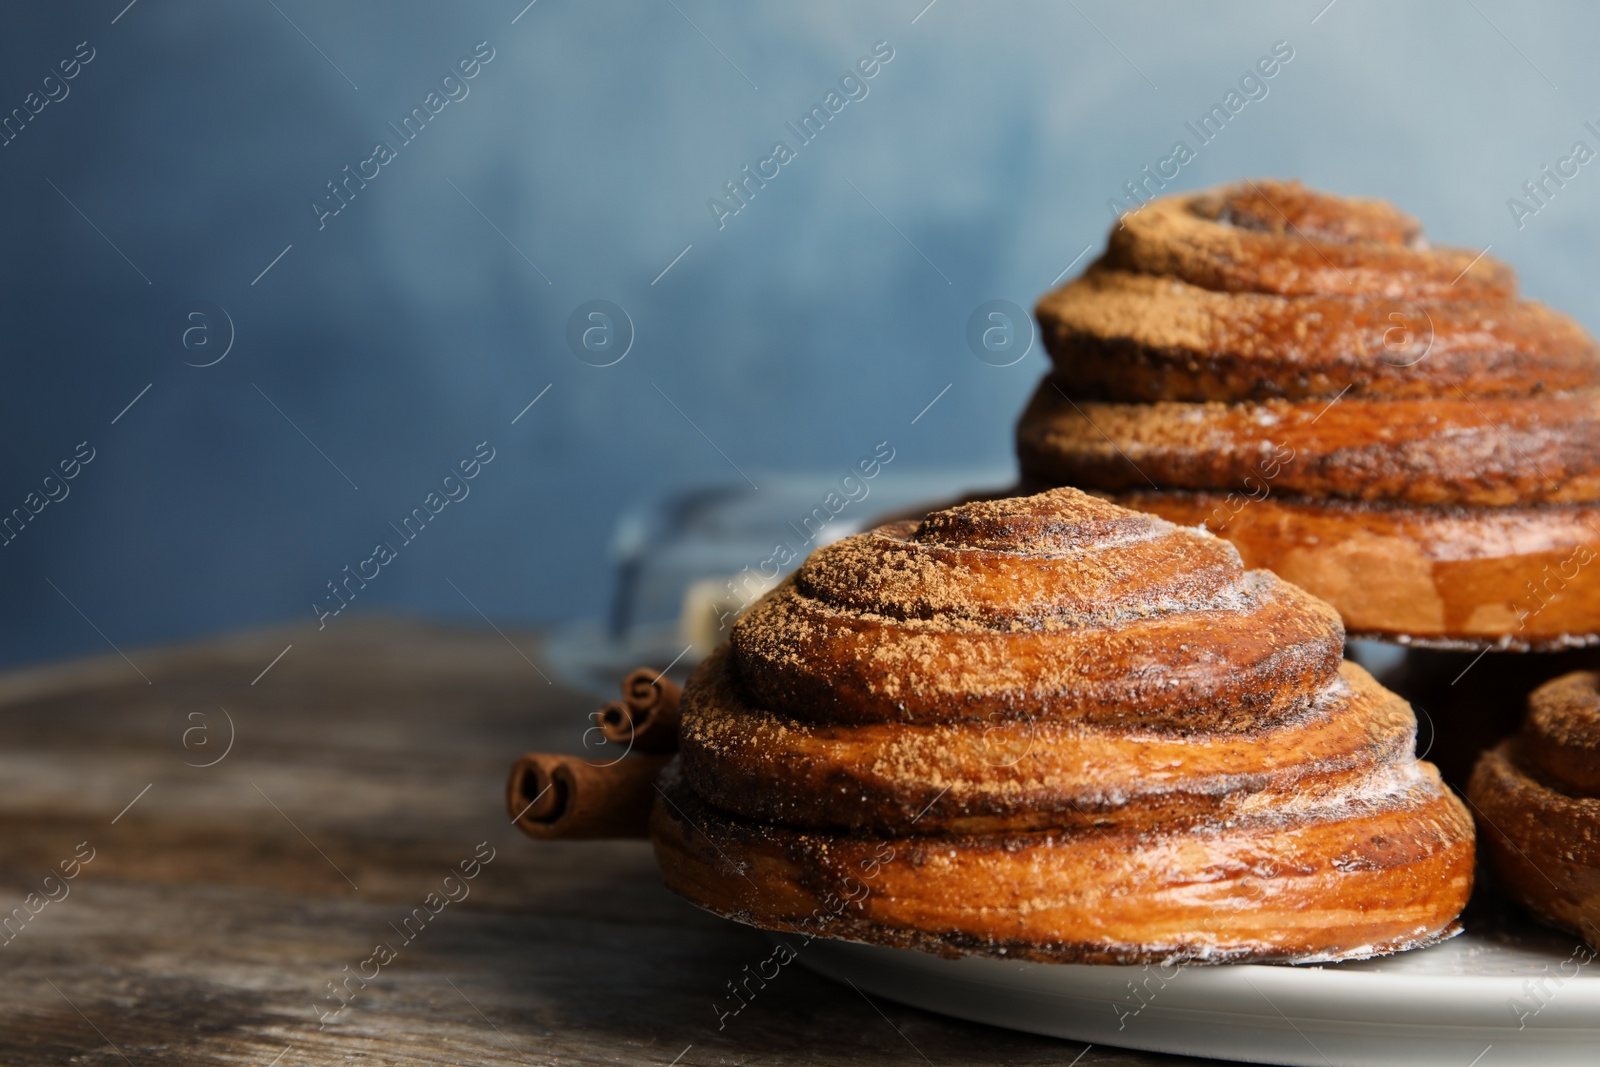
(506, 752, 671, 840)
(598, 668, 683, 754)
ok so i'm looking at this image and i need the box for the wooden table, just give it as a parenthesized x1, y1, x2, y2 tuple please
(0, 618, 1211, 1066)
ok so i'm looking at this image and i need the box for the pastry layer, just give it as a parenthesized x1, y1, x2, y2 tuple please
(653, 763, 1474, 966)
(683, 651, 1413, 835)
(1017, 376, 1600, 507)
(1102, 180, 1510, 300)
(1108, 489, 1600, 650)
(1037, 267, 1600, 403)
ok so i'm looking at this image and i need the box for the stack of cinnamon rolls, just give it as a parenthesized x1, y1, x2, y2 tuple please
(653, 488, 1473, 963)
(1024, 180, 1600, 650)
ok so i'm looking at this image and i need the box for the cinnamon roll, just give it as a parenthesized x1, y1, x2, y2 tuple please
(651, 488, 1474, 964)
(1469, 672, 1600, 943)
(1024, 180, 1600, 649)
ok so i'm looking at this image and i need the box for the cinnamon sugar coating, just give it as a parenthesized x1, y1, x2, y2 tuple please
(1038, 269, 1599, 403)
(1104, 180, 1510, 300)
(653, 488, 1475, 964)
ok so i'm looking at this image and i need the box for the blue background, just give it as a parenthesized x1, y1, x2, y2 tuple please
(3, 0, 1597, 667)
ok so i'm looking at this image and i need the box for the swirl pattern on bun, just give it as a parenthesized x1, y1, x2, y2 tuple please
(1469, 672, 1600, 943)
(1024, 180, 1600, 649)
(652, 488, 1474, 965)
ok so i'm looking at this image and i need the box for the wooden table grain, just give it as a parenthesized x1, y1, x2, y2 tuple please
(0, 618, 1214, 1066)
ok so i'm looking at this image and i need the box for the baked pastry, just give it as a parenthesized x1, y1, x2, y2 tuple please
(651, 488, 1474, 964)
(1023, 179, 1600, 650)
(1469, 671, 1600, 943)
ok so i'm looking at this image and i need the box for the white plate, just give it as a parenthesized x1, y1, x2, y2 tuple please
(786, 911, 1600, 1066)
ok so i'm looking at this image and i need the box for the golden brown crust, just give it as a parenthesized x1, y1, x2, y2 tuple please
(656, 489, 1475, 964)
(1106, 489, 1600, 650)
(653, 763, 1474, 966)
(1018, 376, 1600, 507)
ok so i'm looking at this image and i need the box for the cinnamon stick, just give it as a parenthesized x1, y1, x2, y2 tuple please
(598, 668, 683, 754)
(506, 752, 671, 840)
